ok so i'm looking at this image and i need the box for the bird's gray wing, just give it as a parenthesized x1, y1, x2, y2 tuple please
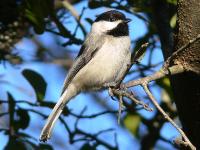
(60, 37, 105, 95)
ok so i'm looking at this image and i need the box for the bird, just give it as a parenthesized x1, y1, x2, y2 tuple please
(40, 10, 132, 142)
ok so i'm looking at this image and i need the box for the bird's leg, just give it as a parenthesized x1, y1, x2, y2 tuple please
(104, 81, 128, 100)
(108, 87, 115, 98)
(103, 82, 118, 99)
(105, 82, 127, 123)
(104, 82, 118, 88)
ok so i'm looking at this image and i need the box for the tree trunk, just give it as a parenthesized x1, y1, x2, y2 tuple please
(152, 0, 200, 149)
(170, 0, 200, 149)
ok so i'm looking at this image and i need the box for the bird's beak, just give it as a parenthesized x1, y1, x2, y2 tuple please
(124, 18, 132, 23)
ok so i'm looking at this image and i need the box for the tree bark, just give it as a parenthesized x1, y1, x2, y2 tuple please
(152, 0, 200, 149)
(170, 0, 200, 149)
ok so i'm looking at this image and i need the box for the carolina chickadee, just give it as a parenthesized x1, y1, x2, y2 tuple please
(40, 10, 131, 141)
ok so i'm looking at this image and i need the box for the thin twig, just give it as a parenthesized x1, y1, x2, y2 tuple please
(62, 0, 79, 20)
(142, 84, 196, 150)
(76, 128, 117, 150)
(62, 0, 87, 36)
(73, 7, 86, 36)
(70, 110, 119, 118)
(163, 34, 200, 70)
(112, 89, 153, 112)
(95, 128, 114, 137)
(117, 95, 123, 124)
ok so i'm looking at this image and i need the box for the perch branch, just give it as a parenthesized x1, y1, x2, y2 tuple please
(125, 64, 185, 88)
(112, 89, 153, 112)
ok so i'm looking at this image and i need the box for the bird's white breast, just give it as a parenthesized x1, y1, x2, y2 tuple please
(72, 36, 131, 91)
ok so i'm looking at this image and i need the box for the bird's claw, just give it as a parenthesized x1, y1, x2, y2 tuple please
(108, 87, 115, 100)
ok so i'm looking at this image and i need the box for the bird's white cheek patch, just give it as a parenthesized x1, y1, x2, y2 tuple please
(92, 21, 122, 33)
(102, 21, 121, 30)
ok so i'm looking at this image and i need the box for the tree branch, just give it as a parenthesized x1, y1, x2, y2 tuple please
(125, 64, 185, 88)
(112, 89, 153, 112)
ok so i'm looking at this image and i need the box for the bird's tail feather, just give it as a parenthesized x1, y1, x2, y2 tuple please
(40, 84, 77, 142)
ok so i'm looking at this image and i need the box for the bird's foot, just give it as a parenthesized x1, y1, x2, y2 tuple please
(108, 87, 115, 100)
(104, 82, 118, 100)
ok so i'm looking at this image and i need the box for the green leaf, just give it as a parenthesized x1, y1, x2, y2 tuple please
(25, 9, 45, 34)
(22, 69, 47, 101)
(156, 77, 173, 100)
(24, 0, 54, 34)
(130, 0, 152, 13)
(170, 14, 177, 28)
(167, 0, 177, 5)
(124, 114, 141, 138)
(15, 108, 30, 130)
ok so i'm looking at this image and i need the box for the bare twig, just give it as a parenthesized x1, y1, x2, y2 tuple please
(73, 7, 86, 37)
(142, 84, 196, 150)
(117, 95, 123, 124)
(174, 137, 193, 149)
(62, 0, 87, 36)
(163, 34, 200, 70)
(112, 89, 153, 112)
(95, 128, 114, 137)
(70, 110, 119, 118)
(62, 0, 79, 20)
(75, 128, 117, 150)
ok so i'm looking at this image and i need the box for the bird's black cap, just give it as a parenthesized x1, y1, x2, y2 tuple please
(95, 10, 128, 22)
